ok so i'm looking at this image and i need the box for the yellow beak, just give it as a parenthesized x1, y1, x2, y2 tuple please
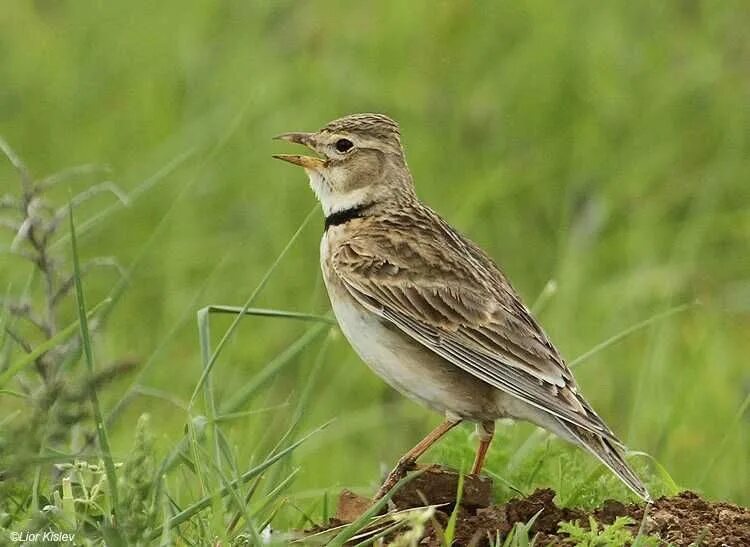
(272, 132, 326, 170)
(271, 154, 326, 169)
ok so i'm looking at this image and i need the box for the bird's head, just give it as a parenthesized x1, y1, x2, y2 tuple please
(273, 113, 415, 216)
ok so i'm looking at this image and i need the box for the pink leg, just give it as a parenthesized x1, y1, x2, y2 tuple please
(471, 421, 495, 475)
(374, 418, 462, 499)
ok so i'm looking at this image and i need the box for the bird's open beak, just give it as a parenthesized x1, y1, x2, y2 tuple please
(272, 153, 325, 169)
(272, 132, 326, 170)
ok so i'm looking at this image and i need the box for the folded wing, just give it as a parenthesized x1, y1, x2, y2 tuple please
(332, 209, 621, 445)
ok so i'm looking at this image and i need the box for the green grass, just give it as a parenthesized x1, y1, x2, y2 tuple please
(69, 199, 121, 530)
(1, 0, 749, 543)
(558, 516, 660, 547)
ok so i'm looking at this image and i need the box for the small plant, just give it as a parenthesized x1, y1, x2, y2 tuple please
(558, 516, 660, 547)
(441, 468, 465, 546)
(500, 510, 541, 547)
(117, 414, 158, 545)
(0, 138, 133, 532)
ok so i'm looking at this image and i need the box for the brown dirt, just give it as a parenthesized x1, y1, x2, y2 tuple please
(312, 465, 750, 546)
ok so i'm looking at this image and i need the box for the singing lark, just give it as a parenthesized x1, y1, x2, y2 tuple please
(273, 113, 650, 501)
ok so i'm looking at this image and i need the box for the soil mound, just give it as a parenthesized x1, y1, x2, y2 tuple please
(315, 465, 750, 546)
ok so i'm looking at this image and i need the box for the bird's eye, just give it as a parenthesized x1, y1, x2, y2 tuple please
(335, 138, 354, 153)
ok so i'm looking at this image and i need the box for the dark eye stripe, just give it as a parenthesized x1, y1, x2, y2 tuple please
(335, 138, 354, 153)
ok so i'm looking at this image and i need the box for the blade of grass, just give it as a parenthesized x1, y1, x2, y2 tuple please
(290, 500, 318, 529)
(502, 508, 542, 547)
(105, 253, 229, 427)
(0, 388, 27, 399)
(196, 305, 221, 477)
(290, 330, 332, 432)
(300, 503, 442, 544)
(484, 469, 526, 497)
(196, 305, 331, 475)
(0, 410, 20, 427)
(220, 322, 328, 415)
(257, 498, 287, 539)
(351, 521, 407, 547)
(128, 386, 189, 412)
(194, 441, 261, 546)
(189, 204, 318, 405)
(159, 485, 174, 547)
(264, 328, 332, 490)
(213, 403, 290, 423)
(321, 491, 329, 524)
(52, 147, 196, 249)
(154, 415, 208, 481)
(0, 282, 12, 364)
(0, 135, 31, 183)
(627, 450, 680, 495)
(147, 420, 331, 540)
(206, 305, 336, 325)
(327, 469, 425, 547)
(569, 302, 695, 368)
(443, 469, 465, 545)
(215, 426, 240, 477)
(531, 279, 557, 314)
(39, 162, 111, 189)
(69, 203, 120, 527)
(185, 411, 210, 500)
(226, 474, 266, 535)
(249, 467, 300, 521)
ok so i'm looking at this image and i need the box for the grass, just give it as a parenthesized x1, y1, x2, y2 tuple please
(1, 1, 749, 544)
(69, 202, 120, 526)
(498, 511, 542, 547)
(558, 516, 660, 547)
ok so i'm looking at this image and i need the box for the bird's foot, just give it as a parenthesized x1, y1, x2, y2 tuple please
(373, 458, 416, 500)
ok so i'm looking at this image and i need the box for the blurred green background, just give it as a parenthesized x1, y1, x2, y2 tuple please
(2, 0, 749, 507)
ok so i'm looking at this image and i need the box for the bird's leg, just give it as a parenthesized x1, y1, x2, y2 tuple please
(374, 418, 462, 500)
(471, 421, 495, 475)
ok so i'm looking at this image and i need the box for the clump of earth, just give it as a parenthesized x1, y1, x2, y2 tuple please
(306, 465, 750, 546)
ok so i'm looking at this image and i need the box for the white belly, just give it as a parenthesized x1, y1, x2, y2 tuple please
(330, 288, 442, 402)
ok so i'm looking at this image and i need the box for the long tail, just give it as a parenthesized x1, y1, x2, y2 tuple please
(558, 421, 652, 502)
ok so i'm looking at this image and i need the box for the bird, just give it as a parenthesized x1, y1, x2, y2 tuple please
(272, 113, 650, 502)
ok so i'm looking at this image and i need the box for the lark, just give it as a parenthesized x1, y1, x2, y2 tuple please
(273, 113, 650, 502)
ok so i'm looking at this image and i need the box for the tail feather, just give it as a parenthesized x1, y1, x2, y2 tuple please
(559, 421, 652, 502)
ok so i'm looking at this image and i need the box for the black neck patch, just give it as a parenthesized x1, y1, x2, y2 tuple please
(324, 203, 372, 231)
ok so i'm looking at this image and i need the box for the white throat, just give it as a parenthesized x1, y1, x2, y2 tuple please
(306, 169, 372, 216)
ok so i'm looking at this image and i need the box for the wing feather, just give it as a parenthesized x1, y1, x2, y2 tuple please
(332, 208, 621, 444)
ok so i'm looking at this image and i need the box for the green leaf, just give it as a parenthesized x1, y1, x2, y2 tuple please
(69, 203, 121, 528)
